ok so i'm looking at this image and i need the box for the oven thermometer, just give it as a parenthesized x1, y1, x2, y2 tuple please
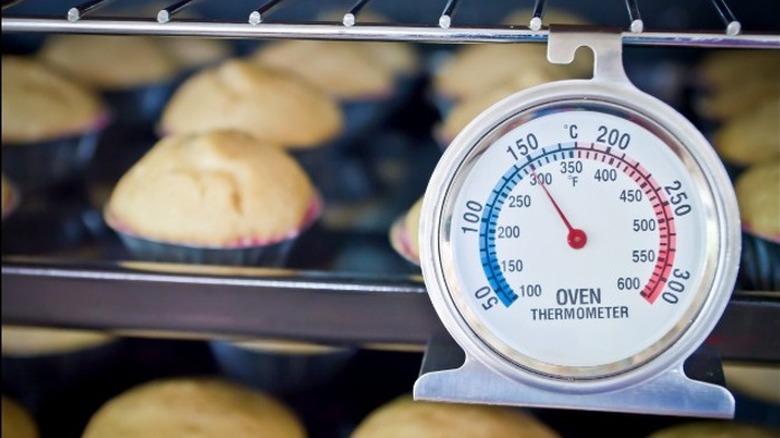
(414, 29, 740, 417)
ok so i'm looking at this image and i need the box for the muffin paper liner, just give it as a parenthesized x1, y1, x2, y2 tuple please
(1, 337, 126, 410)
(113, 232, 297, 266)
(2, 117, 108, 194)
(332, 76, 421, 152)
(389, 214, 420, 267)
(107, 197, 321, 267)
(2, 196, 100, 255)
(1, 180, 20, 221)
(103, 80, 178, 126)
(209, 340, 356, 395)
(739, 231, 780, 292)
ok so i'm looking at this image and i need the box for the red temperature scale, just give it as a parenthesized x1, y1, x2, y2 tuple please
(415, 28, 741, 417)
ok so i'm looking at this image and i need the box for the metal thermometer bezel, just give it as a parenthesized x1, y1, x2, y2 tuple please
(419, 77, 741, 393)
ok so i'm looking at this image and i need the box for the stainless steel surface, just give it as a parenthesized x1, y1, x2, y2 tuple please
(415, 355, 735, 418)
(156, 0, 201, 24)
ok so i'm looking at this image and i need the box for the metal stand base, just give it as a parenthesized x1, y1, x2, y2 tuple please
(413, 337, 735, 418)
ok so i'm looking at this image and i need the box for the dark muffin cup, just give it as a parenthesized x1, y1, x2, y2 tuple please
(1, 328, 126, 410)
(106, 197, 322, 268)
(112, 232, 298, 267)
(102, 80, 179, 127)
(2, 112, 110, 194)
(739, 231, 780, 292)
(209, 339, 356, 395)
(291, 147, 380, 203)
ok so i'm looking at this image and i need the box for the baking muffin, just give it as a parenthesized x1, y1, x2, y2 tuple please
(697, 50, 780, 94)
(254, 39, 417, 100)
(735, 161, 779, 291)
(2, 326, 121, 408)
(723, 362, 780, 404)
(160, 60, 342, 149)
(2, 55, 104, 144)
(2, 326, 115, 356)
(713, 99, 780, 168)
(38, 35, 178, 91)
(432, 9, 590, 104)
(81, 377, 306, 438)
(351, 394, 559, 438)
(389, 197, 423, 265)
(2, 56, 107, 192)
(104, 130, 320, 264)
(252, 38, 416, 149)
(158, 37, 232, 71)
(736, 161, 780, 242)
(694, 50, 780, 121)
(646, 421, 780, 438)
(437, 68, 564, 145)
(2, 395, 38, 438)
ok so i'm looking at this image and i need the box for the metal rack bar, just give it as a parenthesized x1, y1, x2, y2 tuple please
(2, 259, 778, 360)
(1, 0, 31, 10)
(248, 0, 285, 26)
(711, 0, 741, 36)
(529, 0, 546, 31)
(66, 0, 116, 22)
(343, 0, 375, 27)
(438, 0, 460, 30)
(2, 18, 779, 48)
(625, 0, 644, 34)
(157, 0, 201, 24)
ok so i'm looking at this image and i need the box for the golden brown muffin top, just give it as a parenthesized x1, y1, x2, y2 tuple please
(697, 50, 780, 92)
(105, 130, 319, 247)
(38, 35, 179, 89)
(2, 396, 38, 438)
(1, 326, 115, 356)
(433, 44, 578, 102)
(713, 99, 780, 167)
(157, 37, 232, 70)
(81, 378, 306, 438)
(160, 60, 342, 149)
(438, 68, 564, 143)
(253, 40, 404, 99)
(2, 56, 104, 143)
(351, 395, 560, 438)
(735, 160, 780, 242)
(646, 421, 780, 438)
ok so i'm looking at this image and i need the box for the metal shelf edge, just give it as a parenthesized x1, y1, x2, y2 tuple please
(2, 18, 780, 48)
(2, 258, 778, 362)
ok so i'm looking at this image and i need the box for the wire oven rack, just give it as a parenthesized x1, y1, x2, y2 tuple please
(2, 0, 779, 361)
(2, 0, 779, 47)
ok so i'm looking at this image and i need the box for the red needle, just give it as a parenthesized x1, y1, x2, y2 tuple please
(533, 173, 587, 249)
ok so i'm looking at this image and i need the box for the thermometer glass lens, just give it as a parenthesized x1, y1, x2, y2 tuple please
(449, 104, 713, 377)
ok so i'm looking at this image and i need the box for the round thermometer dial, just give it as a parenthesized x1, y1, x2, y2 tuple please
(422, 90, 739, 385)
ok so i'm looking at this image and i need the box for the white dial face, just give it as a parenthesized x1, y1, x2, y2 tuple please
(448, 106, 713, 377)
